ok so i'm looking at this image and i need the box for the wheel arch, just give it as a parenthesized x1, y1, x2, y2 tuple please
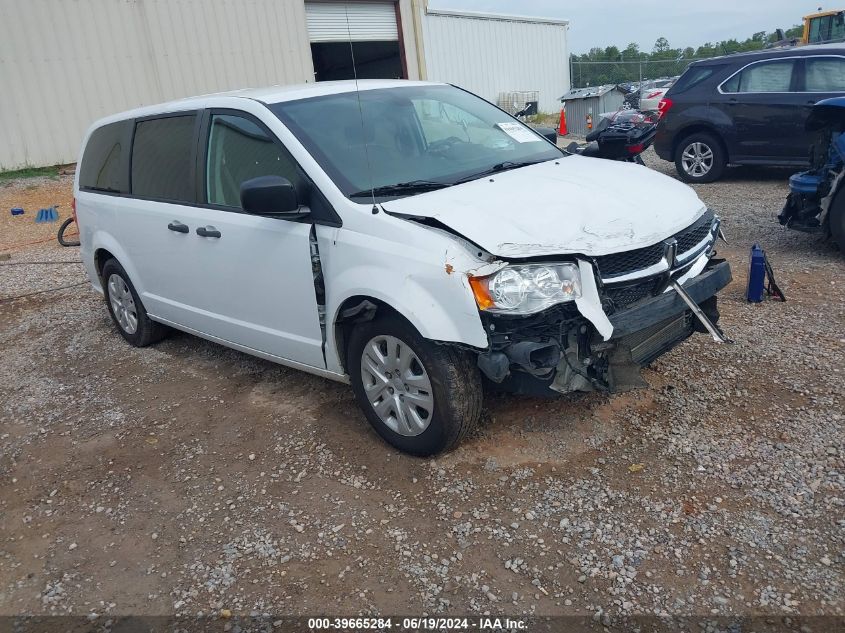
(332, 295, 427, 375)
(90, 231, 145, 296)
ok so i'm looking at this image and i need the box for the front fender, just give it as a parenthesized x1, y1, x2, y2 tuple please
(324, 262, 489, 373)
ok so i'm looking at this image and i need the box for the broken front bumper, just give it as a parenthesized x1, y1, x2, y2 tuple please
(477, 259, 732, 395)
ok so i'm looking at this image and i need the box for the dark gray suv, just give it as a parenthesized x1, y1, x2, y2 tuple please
(654, 44, 845, 182)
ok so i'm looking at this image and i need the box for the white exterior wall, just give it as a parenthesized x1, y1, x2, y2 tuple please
(419, 8, 569, 114)
(0, 0, 420, 170)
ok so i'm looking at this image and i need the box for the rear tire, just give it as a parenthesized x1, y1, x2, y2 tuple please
(101, 259, 167, 347)
(675, 133, 726, 183)
(830, 188, 845, 253)
(348, 314, 482, 456)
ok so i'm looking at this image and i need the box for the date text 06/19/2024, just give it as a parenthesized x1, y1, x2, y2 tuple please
(307, 617, 528, 630)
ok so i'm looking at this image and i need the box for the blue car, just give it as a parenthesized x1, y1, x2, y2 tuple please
(779, 96, 845, 251)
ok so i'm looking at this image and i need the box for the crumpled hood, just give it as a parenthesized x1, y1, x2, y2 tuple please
(383, 156, 707, 258)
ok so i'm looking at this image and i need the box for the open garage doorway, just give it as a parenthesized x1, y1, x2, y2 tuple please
(306, 1, 406, 81)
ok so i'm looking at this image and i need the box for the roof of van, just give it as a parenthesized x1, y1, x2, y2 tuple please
(693, 43, 845, 65)
(96, 80, 444, 124)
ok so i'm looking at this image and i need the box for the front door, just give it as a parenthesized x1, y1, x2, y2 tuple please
(716, 58, 805, 162)
(170, 111, 325, 368)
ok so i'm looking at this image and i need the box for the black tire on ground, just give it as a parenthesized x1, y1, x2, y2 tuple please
(347, 314, 482, 456)
(57, 217, 80, 247)
(830, 188, 845, 253)
(101, 258, 167, 347)
(674, 132, 727, 183)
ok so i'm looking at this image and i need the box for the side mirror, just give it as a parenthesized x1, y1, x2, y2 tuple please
(240, 175, 301, 216)
(530, 125, 559, 144)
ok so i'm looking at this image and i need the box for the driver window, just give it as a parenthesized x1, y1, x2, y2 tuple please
(206, 114, 304, 208)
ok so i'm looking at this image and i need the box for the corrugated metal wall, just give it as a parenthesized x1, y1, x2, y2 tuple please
(563, 92, 626, 136)
(0, 0, 315, 170)
(420, 10, 569, 114)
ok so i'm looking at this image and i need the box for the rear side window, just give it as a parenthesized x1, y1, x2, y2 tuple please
(205, 113, 306, 208)
(79, 121, 131, 193)
(671, 65, 722, 94)
(131, 115, 197, 201)
(722, 59, 796, 93)
(805, 57, 845, 92)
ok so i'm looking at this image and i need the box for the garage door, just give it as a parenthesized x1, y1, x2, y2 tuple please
(306, 1, 404, 81)
(305, 2, 398, 42)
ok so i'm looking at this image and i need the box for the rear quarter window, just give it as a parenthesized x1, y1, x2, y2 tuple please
(131, 114, 197, 202)
(79, 121, 132, 193)
(670, 65, 725, 95)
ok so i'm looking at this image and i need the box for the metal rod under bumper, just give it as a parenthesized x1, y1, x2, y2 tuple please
(669, 279, 733, 344)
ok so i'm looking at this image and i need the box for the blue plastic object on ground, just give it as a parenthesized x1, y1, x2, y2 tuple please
(34, 206, 59, 223)
(746, 244, 766, 302)
(11, 207, 24, 215)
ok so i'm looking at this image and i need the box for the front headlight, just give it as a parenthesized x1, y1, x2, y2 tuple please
(469, 263, 582, 315)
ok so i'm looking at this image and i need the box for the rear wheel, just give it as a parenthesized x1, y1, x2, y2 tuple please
(102, 259, 167, 347)
(675, 133, 726, 183)
(348, 314, 482, 456)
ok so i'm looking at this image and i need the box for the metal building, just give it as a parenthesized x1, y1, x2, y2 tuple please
(0, 0, 421, 170)
(559, 85, 625, 137)
(0, 0, 570, 170)
(418, 7, 570, 114)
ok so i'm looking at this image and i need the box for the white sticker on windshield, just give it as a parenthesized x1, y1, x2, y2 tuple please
(496, 122, 539, 143)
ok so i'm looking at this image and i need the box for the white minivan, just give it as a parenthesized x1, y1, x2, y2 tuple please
(75, 80, 731, 456)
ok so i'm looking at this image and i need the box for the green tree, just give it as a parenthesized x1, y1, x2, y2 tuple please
(653, 37, 671, 53)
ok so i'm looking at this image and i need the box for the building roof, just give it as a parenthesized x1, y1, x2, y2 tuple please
(425, 7, 569, 26)
(559, 85, 620, 101)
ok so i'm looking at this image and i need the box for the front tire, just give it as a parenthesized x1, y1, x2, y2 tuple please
(348, 315, 482, 456)
(675, 133, 726, 183)
(101, 259, 167, 347)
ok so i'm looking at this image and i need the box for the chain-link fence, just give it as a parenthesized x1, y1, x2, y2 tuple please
(570, 58, 705, 89)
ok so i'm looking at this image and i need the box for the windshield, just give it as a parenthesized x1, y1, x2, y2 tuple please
(269, 84, 562, 200)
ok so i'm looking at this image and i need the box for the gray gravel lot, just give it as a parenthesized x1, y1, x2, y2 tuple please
(0, 150, 843, 630)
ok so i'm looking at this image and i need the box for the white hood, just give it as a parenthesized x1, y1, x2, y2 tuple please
(383, 156, 707, 258)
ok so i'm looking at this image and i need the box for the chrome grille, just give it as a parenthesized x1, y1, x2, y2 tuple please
(595, 209, 716, 280)
(675, 211, 715, 253)
(595, 244, 663, 277)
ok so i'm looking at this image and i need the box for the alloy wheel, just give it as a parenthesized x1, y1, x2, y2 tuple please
(359, 335, 434, 436)
(681, 142, 714, 178)
(107, 273, 138, 335)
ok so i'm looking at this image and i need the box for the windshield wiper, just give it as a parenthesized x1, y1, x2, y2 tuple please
(453, 160, 545, 185)
(349, 180, 450, 198)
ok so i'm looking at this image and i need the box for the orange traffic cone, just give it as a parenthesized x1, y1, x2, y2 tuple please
(558, 106, 568, 136)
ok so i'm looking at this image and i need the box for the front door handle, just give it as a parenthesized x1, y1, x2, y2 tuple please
(167, 221, 189, 233)
(196, 225, 221, 238)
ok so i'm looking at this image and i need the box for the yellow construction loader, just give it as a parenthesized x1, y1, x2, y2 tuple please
(803, 9, 845, 44)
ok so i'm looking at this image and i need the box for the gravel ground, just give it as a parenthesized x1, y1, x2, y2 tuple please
(0, 173, 75, 251)
(0, 150, 843, 631)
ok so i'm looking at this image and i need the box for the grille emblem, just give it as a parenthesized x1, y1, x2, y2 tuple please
(663, 238, 678, 268)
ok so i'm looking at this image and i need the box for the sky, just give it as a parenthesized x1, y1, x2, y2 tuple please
(426, 0, 833, 54)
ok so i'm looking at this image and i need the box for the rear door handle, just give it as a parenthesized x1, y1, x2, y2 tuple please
(167, 221, 189, 233)
(727, 98, 738, 106)
(196, 225, 221, 238)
